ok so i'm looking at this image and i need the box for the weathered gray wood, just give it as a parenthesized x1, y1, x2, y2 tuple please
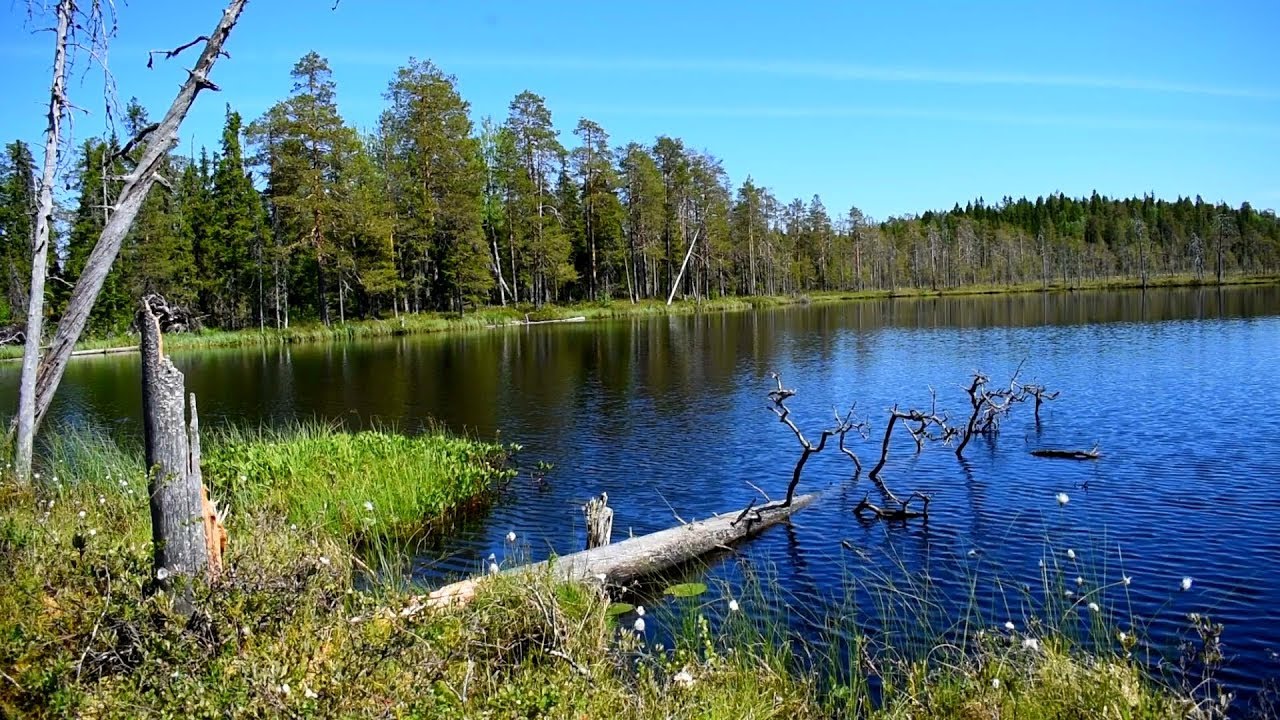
(418, 494, 818, 611)
(27, 0, 248, 437)
(583, 493, 614, 550)
(140, 299, 208, 585)
(13, 0, 71, 482)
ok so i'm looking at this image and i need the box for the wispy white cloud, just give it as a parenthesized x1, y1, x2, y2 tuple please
(565, 103, 1280, 136)
(310, 51, 1280, 101)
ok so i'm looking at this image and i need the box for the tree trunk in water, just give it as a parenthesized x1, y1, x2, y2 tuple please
(416, 494, 819, 611)
(13, 0, 71, 481)
(583, 493, 613, 550)
(139, 297, 209, 595)
(26, 0, 248, 437)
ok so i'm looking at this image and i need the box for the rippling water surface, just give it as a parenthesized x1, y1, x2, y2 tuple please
(5, 286, 1279, 705)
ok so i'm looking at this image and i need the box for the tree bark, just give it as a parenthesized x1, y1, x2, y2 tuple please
(583, 493, 613, 550)
(413, 494, 819, 612)
(139, 297, 208, 588)
(13, 0, 71, 482)
(27, 0, 248, 435)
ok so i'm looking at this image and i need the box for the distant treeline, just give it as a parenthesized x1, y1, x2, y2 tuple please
(1, 52, 1277, 334)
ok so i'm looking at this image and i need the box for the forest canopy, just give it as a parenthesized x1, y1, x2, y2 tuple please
(1, 52, 1276, 333)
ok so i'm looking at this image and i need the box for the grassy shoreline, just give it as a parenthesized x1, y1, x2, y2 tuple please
(2, 272, 1276, 361)
(0, 426, 1217, 717)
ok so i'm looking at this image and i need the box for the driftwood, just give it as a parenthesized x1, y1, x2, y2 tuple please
(583, 492, 614, 549)
(404, 493, 819, 614)
(855, 491, 931, 521)
(1031, 447, 1100, 460)
(768, 373, 867, 506)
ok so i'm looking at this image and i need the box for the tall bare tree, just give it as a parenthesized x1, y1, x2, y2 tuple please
(14, 0, 249, 468)
(12, 0, 73, 482)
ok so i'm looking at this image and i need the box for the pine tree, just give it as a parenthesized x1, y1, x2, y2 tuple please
(208, 106, 265, 328)
(571, 118, 623, 300)
(0, 141, 36, 321)
(505, 91, 570, 305)
(379, 59, 487, 312)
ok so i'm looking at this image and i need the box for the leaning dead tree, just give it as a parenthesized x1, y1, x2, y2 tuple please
(16, 0, 249, 469)
(954, 366, 1060, 457)
(139, 296, 225, 601)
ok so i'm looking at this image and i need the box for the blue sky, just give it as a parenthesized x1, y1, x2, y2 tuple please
(2, 1, 1278, 219)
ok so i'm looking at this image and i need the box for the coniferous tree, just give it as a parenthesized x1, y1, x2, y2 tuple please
(0, 141, 36, 321)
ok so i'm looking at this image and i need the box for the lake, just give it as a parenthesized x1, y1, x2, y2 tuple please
(5, 285, 1279, 706)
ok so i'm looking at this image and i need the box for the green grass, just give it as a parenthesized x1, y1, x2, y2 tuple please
(3, 271, 1276, 361)
(200, 422, 516, 544)
(0, 428, 1220, 717)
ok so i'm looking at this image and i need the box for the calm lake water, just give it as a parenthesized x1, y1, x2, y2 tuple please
(5, 286, 1280, 707)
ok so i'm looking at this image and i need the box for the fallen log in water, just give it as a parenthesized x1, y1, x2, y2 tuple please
(394, 493, 819, 615)
(1030, 447, 1100, 460)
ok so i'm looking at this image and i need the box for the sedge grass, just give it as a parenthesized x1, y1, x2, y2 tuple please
(0, 427, 1221, 718)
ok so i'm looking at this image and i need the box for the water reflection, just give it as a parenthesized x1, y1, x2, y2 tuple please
(2, 285, 1279, 703)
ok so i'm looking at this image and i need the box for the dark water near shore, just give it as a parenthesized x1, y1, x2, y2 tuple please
(5, 286, 1280, 708)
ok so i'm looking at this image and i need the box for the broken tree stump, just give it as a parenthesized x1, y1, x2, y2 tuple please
(140, 296, 224, 592)
(584, 492, 614, 549)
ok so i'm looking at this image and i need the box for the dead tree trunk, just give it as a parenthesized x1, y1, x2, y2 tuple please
(26, 0, 248, 438)
(139, 297, 209, 593)
(412, 493, 820, 612)
(768, 373, 836, 506)
(583, 493, 614, 550)
(13, 0, 71, 482)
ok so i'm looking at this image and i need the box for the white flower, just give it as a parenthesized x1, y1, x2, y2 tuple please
(156, 567, 170, 581)
(47, 499, 54, 509)
(33, 473, 40, 480)
(672, 668, 694, 688)
(1022, 637, 1040, 651)
(98, 495, 105, 505)
(1122, 575, 1132, 586)
(1064, 590, 1074, 598)
(1181, 577, 1193, 591)
(1076, 576, 1085, 586)
(633, 617, 646, 633)
(88, 528, 96, 537)
(728, 599, 740, 612)
(1056, 492, 1069, 506)
(991, 677, 1001, 690)
(635, 605, 645, 617)
(318, 556, 330, 566)
(280, 682, 291, 696)
(967, 549, 978, 557)
(506, 531, 517, 543)
(303, 686, 318, 699)
(1088, 602, 1100, 613)
(488, 562, 500, 575)
(363, 501, 374, 512)
(1004, 621, 1015, 631)
(1118, 631, 1128, 642)
(1066, 549, 1076, 560)
(118, 479, 127, 487)
(77, 510, 86, 519)
(290, 523, 297, 531)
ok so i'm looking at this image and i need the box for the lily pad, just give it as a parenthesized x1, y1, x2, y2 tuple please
(663, 582, 708, 598)
(606, 602, 636, 617)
